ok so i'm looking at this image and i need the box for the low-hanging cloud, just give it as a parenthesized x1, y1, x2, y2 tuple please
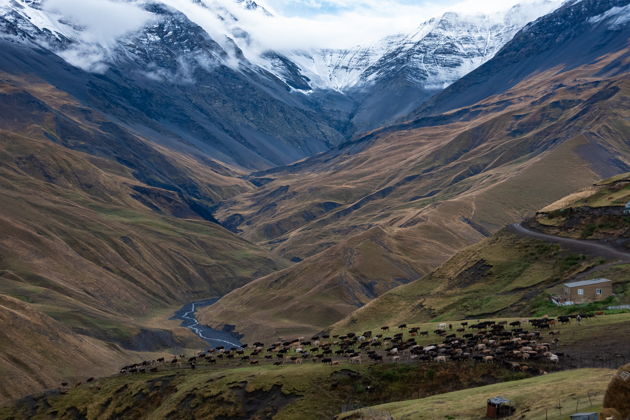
(44, 0, 154, 46)
(41, 0, 154, 71)
(36, 0, 563, 71)
(229, 0, 563, 51)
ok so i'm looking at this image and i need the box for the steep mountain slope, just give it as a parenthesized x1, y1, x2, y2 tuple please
(0, 0, 345, 169)
(280, 1, 562, 132)
(335, 1, 563, 131)
(332, 173, 630, 335)
(0, 294, 147, 404)
(205, 0, 630, 341)
(0, 0, 563, 153)
(198, 226, 427, 341)
(218, 49, 630, 266)
(414, 0, 630, 117)
(0, 72, 286, 402)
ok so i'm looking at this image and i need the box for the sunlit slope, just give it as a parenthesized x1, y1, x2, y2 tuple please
(199, 227, 429, 342)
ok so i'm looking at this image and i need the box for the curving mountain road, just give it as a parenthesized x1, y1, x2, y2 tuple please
(509, 223, 630, 262)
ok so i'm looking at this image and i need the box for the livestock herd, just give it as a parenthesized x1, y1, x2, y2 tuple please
(118, 314, 596, 377)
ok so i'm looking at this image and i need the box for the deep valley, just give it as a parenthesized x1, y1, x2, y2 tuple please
(0, 0, 629, 418)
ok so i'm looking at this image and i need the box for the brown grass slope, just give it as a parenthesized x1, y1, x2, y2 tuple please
(0, 294, 145, 404)
(535, 173, 630, 242)
(204, 48, 630, 342)
(199, 226, 431, 342)
(332, 174, 630, 335)
(217, 48, 630, 271)
(0, 74, 286, 402)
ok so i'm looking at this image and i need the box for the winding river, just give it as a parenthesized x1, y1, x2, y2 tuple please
(172, 298, 242, 349)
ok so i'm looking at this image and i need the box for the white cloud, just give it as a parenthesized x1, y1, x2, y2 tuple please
(225, 0, 562, 50)
(43, 0, 154, 46)
(31, 0, 562, 71)
(40, 0, 154, 71)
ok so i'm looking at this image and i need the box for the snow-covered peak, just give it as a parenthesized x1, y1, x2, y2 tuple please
(275, 0, 563, 92)
(0, 0, 570, 92)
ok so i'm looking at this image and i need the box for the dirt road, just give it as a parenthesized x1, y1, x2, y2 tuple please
(508, 223, 630, 262)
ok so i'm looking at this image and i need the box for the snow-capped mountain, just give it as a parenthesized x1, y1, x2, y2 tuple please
(276, 1, 562, 93)
(0, 0, 572, 162)
(1, 0, 561, 93)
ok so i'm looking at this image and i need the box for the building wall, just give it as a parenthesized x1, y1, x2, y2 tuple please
(563, 283, 613, 304)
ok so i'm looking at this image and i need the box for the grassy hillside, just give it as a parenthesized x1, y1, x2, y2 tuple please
(332, 172, 630, 337)
(0, 359, 532, 420)
(3, 312, 627, 419)
(332, 229, 630, 335)
(535, 173, 630, 242)
(0, 74, 286, 402)
(206, 48, 630, 343)
(218, 49, 630, 269)
(339, 368, 615, 420)
(199, 227, 429, 342)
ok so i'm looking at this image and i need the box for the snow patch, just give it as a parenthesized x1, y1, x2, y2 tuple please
(589, 4, 630, 28)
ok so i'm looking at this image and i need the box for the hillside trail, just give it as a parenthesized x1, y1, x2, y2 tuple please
(509, 223, 630, 262)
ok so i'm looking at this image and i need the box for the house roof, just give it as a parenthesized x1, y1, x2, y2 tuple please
(488, 397, 511, 405)
(564, 278, 611, 288)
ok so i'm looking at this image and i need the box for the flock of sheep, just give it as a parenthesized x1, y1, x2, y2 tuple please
(117, 315, 594, 376)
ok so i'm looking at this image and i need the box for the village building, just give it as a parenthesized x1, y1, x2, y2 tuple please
(624, 201, 630, 215)
(563, 278, 613, 304)
(486, 397, 515, 418)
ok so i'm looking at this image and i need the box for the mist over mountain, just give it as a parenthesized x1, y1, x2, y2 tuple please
(0, 0, 563, 167)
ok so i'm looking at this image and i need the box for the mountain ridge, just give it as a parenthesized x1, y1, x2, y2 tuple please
(0, 0, 565, 145)
(201, 0, 630, 342)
